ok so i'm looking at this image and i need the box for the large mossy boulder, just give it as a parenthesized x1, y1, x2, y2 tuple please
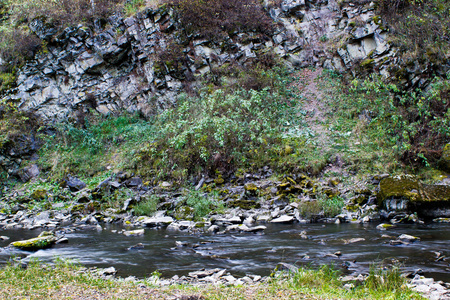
(438, 143, 450, 172)
(10, 231, 58, 250)
(377, 175, 450, 218)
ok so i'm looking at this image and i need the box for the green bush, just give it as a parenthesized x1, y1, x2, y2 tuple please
(133, 195, 159, 216)
(166, 0, 273, 40)
(320, 196, 345, 217)
(136, 78, 297, 178)
(184, 189, 224, 220)
(330, 73, 450, 169)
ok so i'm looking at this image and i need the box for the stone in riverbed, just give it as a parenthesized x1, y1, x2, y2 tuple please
(270, 215, 294, 223)
(243, 225, 267, 233)
(398, 234, 420, 241)
(10, 231, 58, 250)
(377, 175, 450, 217)
(376, 223, 395, 230)
(142, 216, 174, 227)
(127, 243, 144, 250)
(344, 237, 366, 244)
(123, 229, 145, 236)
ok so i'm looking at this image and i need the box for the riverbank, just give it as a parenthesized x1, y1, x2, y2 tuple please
(0, 259, 431, 300)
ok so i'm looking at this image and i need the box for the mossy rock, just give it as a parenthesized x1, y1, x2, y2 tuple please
(378, 175, 450, 217)
(10, 231, 57, 250)
(438, 143, 450, 172)
(30, 189, 47, 200)
(70, 203, 86, 213)
(244, 183, 258, 192)
(377, 175, 421, 203)
(345, 204, 360, 212)
(227, 199, 260, 210)
(173, 206, 194, 220)
(214, 176, 224, 185)
(321, 186, 340, 198)
(378, 175, 450, 203)
(350, 194, 368, 204)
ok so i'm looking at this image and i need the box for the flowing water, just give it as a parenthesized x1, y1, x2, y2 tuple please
(1, 222, 449, 282)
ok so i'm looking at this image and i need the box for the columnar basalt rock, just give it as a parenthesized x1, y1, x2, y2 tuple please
(2, 1, 398, 122)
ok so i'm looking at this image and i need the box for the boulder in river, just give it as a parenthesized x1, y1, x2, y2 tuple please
(270, 215, 294, 223)
(10, 231, 58, 250)
(123, 229, 145, 236)
(377, 175, 450, 218)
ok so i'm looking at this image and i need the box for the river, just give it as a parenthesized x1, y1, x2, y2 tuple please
(1, 222, 449, 282)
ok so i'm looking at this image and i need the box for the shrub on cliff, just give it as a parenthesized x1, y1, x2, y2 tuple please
(134, 81, 297, 179)
(377, 0, 450, 80)
(165, 0, 273, 40)
(330, 73, 450, 169)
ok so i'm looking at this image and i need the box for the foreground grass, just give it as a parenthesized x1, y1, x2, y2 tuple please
(0, 260, 424, 300)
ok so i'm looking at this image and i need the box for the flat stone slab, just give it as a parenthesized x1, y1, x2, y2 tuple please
(142, 216, 174, 227)
(270, 215, 295, 223)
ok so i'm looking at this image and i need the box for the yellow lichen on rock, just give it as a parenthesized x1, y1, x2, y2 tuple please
(10, 232, 58, 250)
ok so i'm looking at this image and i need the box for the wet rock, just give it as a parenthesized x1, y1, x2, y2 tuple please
(55, 237, 69, 244)
(270, 215, 294, 223)
(127, 243, 144, 250)
(207, 225, 220, 233)
(10, 231, 58, 250)
(188, 268, 223, 278)
(389, 239, 410, 245)
(433, 217, 450, 223)
(142, 216, 174, 227)
(243, 225, 266, 233)
(344, 237, 366, 244)
(275, 262, 298, 273)
(65, 175, 87, 192)
(376, 223, 395, 230)
(377, 175, 450, 217)
(123, 229, 145, 236)
(398, 234, 420, 241)
(438, 143, 450, 172)
(99, 266, 117, 276)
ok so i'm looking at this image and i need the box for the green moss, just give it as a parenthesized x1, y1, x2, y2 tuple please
(10, 232, 57, 250)
(360, 58, 375, 68)
(372, 15, 382, 25)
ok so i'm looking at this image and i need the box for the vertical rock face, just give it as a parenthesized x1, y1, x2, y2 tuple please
(4, 1, 396, 121)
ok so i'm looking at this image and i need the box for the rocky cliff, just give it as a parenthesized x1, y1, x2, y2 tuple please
(2, 0, 398, 121)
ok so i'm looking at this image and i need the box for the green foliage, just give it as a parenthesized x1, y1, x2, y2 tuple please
(327, 71, 450, 170)
(136, 80, 298, 178)
(377, 0, 450, 77)
(133, 195, 159, 216)
(285, 264, 423, 299)
(365, 264, 405, 293)
(166, 0, 273, 40)
(0, 259, 423, 299)
(320, 196, 345, 217)
(298, 196, 345, 219)
(124, 0, 146, 16)
(184, 189, 224, 220)
(38, 113, 156, 178)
